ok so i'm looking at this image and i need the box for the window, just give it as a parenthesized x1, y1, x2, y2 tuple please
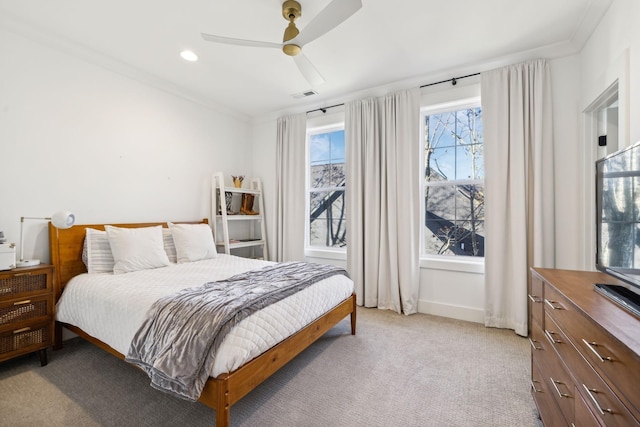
(422, 100, 484, 257)
(307, 125, 346, 249)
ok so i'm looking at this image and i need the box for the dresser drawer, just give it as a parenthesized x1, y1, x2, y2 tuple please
(530, 319, 549, 353)
(575, 391, 605, 427)
(545, 313, 638, 426)
(0, 269, 51, 298)
(529, 274, 544, 329)
(531, 359, 566, 427)
(544, 284, 640, 420)
(542, 319, 575, 424)
(0, 295, 52, 329)
(0, 321, 51, 361)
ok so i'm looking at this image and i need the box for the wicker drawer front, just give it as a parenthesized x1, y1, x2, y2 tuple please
(0, 271, 49, 297)
(0, 296, 51, 328)
(0, 322, 50, 358)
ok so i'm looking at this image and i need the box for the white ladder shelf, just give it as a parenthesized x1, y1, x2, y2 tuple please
(211, 172, 268, 260)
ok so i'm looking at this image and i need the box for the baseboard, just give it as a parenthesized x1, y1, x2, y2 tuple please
(417, 299, 484, 324)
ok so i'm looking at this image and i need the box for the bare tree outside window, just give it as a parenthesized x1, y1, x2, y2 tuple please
(423, 106, 484, 257)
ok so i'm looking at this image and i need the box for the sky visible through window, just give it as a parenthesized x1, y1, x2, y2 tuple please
(310, 130, 345, 166)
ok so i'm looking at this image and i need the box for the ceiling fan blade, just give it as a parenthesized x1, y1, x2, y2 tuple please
(294, 0, 362, 47)
(293, 53, 325, 86)
(201, 33, 282, 49)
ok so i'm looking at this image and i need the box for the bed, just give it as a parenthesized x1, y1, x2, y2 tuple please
(49, 220, 356, 427)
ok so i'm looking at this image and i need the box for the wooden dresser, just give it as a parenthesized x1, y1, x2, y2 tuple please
(0, 264, 54, 366)
(529, 268, 640, 426)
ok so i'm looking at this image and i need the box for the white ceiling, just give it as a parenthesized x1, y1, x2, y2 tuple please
(0, 0, 612, 120)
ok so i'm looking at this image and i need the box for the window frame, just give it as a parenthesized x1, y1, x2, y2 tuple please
(420, 96, 484, 263)
(305, 122, 347, 255)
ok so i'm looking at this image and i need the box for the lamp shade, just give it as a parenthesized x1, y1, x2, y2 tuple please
(51, 211, 75, 229)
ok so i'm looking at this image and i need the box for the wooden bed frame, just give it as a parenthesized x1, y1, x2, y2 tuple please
(49, 220, 356, 427)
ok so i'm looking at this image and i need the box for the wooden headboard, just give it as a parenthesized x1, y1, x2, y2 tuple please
(48, 219, 208, 301)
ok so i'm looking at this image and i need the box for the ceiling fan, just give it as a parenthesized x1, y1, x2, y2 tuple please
(201, 0, 362, 86)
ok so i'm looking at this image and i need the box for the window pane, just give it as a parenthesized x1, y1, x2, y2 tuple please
(427, 145, 455, 182)
(426, 112, 456, 149)
(309, 190, 346, 248)
(309, 219, 347, 247)
(311, 163, 346, 189)
(455, 184, 485, 221)
(310, 133, 331, 165)
(424, 219, 484, 256)
(425, 185, 456, 220)
(310, 130, 345, 188)
(455, 108, 483, 180)
(455, 144, 484, 180)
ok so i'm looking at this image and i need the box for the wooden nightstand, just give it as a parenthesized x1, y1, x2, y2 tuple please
(0, 264, 54, 366)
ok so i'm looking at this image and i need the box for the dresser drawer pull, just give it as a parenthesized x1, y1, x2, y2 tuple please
(582, 384, 612, 415)
(531, 380, 542, 393)
(13, 327, 31, 334)
(529, 338, 543, 350)
(13, 272, 33, 277)
(581, 339, 612, 362)
(528, 294, 542, 303)
(13, 299, 32, 306)
(550, 377, 571, 398)
(545, 330, 562, 344)
(544, 299, 564, 310)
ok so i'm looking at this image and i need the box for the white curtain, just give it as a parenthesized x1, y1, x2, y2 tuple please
(275, 113, 307, 262)
(346, 88, 421, 314)
(482, 59, 555, 336)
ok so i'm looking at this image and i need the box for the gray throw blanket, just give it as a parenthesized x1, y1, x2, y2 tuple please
(125, 261, 348, 401)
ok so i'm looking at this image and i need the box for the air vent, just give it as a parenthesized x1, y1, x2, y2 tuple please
(292, 90, 318, 99)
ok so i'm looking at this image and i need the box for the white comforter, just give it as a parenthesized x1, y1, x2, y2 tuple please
(56, 255, 353, 377)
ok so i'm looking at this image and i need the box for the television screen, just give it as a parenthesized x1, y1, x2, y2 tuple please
(595, 141, 640, 290)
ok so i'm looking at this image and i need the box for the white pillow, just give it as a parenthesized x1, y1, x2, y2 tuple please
(168, 222, 217, 263)
(105, 225, 171, 274)
(83, 227, 177, 273)
(84, 228, 115, 274)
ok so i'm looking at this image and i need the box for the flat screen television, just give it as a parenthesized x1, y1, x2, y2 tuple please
(595, 140, 640, 316)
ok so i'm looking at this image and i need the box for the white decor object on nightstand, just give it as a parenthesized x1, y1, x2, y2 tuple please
(0, 242, 16, 271)
(17, 211, 75, 267)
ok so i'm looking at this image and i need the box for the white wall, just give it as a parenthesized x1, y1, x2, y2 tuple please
(577, 0, 640, 269)
(549, 55, 583, 270)
(0, 27, 253, 264)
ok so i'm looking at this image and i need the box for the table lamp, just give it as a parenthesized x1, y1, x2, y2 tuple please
(17, 211, 75, 267)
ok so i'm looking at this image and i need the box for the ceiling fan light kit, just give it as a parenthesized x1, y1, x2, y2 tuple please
(200, 0, 362, 86)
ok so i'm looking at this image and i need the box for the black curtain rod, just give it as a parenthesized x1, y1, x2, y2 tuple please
(419, 72, 480, 89)
(306, 72, 481, 114)
(306, 103, 344, 115)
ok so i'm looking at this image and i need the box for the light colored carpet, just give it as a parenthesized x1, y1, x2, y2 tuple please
(0, 308, 540, 426)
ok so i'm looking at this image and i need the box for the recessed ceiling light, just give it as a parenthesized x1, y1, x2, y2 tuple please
(180, 50, 198, 62)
